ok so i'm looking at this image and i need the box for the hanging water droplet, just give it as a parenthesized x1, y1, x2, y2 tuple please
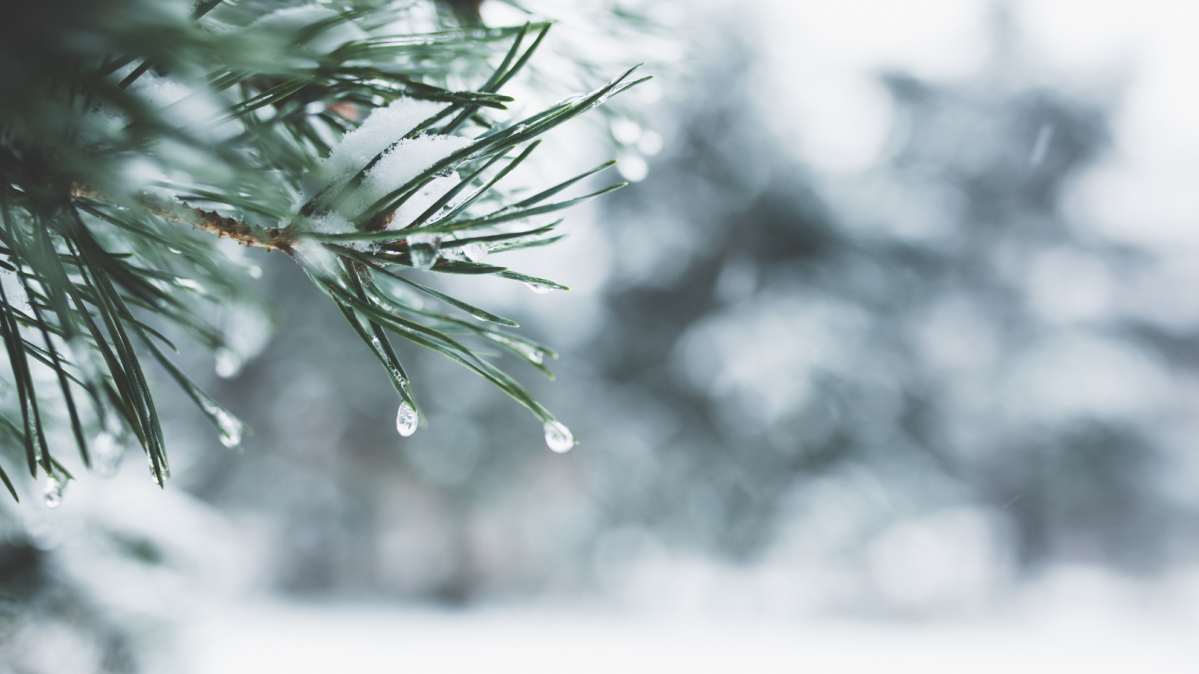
(214, 347, 243, 379)
(396, 403, 418, 437)
(92, 431, 124, 478)
(215, 409, 243, 448)
(464, 242, 489, 262)
(543, 420, 574, 453)
(43, 475, 66, 508)
(524, 282, 554, 294)
(407, 234, 439, 270)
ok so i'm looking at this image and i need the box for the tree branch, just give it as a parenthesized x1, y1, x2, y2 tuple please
(70, 185, 297, 254)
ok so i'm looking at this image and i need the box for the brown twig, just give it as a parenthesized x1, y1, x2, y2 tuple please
(70, 184, 297, 255)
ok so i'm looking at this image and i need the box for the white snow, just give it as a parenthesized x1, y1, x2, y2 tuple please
(0, 263, 30, 315)
(303, 98, 452, 201)
(187, 586, 1199, 674)
(297, 98, 474, 246)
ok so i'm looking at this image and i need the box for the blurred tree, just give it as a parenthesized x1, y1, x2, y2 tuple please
(593, 16, 1191, 576)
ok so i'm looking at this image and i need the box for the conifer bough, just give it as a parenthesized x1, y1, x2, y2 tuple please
(0, 0, 647, 502)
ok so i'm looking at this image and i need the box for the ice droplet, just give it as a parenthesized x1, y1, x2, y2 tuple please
(215, 409, 243, 448)
(464, 242, 489, 262)
(214, 347, 244, 379)
(43, 476, 66, 508)
(92, 431, 124, 478)
(524, 282, 554, 294)
(543, 420, 573, 453)
(396, 402, 418, 437)
(408, 234, 439, 270)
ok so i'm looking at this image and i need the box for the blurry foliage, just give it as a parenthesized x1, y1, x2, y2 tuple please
(590, 26, 1193, 576)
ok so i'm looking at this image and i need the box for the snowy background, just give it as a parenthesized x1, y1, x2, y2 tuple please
(5, 0, 1199, 672)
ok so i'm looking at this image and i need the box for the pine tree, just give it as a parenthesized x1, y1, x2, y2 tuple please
(0, 0, 646, 504)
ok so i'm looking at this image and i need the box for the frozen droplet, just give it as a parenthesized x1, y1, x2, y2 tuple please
(524, 282, 554, 294)
(43, 476, 66, 508)
(543, 420, 574, 453)
(396, 402, 418, 437)
(215, 409, 243, 448)
(408, 233, 439, 270)
(464, 242, 489, 262)
(92, 431, 124, 478)
(214, 347, 243, 379)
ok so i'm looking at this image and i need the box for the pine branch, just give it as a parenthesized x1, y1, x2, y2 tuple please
(0, 0, 644, 500)
(69, 185, 297, 254)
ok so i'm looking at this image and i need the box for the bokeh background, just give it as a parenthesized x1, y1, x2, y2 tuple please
(5, 1, 1199, 672)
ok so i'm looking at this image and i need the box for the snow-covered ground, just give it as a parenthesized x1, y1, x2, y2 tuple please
(188, 590, 1198, 674)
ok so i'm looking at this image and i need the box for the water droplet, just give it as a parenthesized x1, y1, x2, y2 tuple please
(215, 409, 243, 448)
(200, 398, 245, 449)
(464, 242, 489, 262)
(214, 347, 243, 379)
(396, 403, 418, 437)
(92, 431, 124, 478)
(543, 420, 574, 453)
(408, 234, 439, 270)
(524, 282, 554, 294)
(43, 476, 66, 508)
